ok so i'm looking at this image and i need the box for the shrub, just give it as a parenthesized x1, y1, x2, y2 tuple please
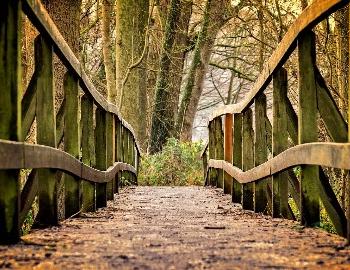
(138, 138, 204, 186)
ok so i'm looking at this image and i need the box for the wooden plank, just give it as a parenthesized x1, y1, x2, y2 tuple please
(19, 170, 37, 226)
(208, 0, 348, 121)
(215, 118, 224, 189)
(208, 121, 216, 186)
(298, 30, 320, 226)
(315, 67, 348, 143)
(272, 67, 289, 218)
(224, 114, 233, 194)
(115, 118, 122, 193)
(232, 113, 243, 203)
(95, 108, 107, 208)
(254, 94, 269, 214)
(64, 72, 81, 218)
(242, 109, 254, 210)
(34, 35, 59, 225)
(0, 0, 21, 244)
(207, 142, 350, 184)
(56, 100, 65, 145)
(81, 95, 96, 212)
(21, 72, 37, 139)
(106, 112, 115, 199)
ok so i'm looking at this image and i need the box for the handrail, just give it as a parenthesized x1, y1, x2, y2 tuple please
(0, 140, 136, 183)
(208, 143, 350, 184)
(209, 0, 348, 121)
(22, 0, 141, 153)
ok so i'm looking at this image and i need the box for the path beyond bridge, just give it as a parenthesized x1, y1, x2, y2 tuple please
(1, 186, 350, 269)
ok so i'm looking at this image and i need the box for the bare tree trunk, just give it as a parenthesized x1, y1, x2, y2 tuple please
(102, 0, 116, 103)
(116, 0, 149, 147)
(149, 0, 182, 153)
(176, 0, 230, 141)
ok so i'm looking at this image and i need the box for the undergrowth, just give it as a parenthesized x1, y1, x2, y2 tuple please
(138, 138, 204, 186)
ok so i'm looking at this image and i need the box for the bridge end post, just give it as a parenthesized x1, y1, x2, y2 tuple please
(0, 0, 22, 244)
(223, 114, 233, 195)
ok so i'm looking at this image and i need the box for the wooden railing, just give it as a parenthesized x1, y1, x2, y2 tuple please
(0, 0, 141, 244)
(202, 0, 350, 239)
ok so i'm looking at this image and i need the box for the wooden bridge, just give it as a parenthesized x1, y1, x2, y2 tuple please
(1, 0, 350, 268)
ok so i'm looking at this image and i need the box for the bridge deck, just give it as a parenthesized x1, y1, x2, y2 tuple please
(1, 186, 350, 269)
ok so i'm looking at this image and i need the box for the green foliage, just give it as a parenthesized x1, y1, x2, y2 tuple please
(139, 138, 204, 186)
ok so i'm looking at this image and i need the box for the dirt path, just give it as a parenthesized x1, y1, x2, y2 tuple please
(1, 186, 350, 269)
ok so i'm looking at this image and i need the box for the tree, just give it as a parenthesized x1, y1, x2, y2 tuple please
(115, 0, 149, 145)
(149, 0, 182, 153)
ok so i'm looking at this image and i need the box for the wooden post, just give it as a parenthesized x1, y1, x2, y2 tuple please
(224, 114, 233, 194)
(272, 67, 289, 218)
(215, 117, 224, 189)
(298, 30, 320, 226)
(115, 118, 122, 193)
(81, 95, 96, 212)
(202, 148, 208, 184)
(208, 121, 215, 186)
(64, 72, 81, 218)
(35, 36, 59, 225)
(0, 0, 21, 243)
(254, 94, 269, 214)
(95, 108, 107, 208)
(106, 112, 115, 200)
(232, 113, 243, 203)
(242, 109, 254, 210)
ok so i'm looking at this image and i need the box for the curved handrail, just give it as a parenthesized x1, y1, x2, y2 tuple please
(22, 0, 141, 153)
(207, 142, 350, 184)
(0, 140, 136, 183)
(209, 0, 348, 122)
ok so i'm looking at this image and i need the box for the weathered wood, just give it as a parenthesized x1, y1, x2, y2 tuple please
(223, 114, 233, 194)
(115, 118, 122, 193)
(288, 171, 301, 213)
(208, 0, 348, 121)
(56, 100, 65, 145)
(19, 170, 37, 226)
(208, 121, 216, 186)
(254, 94, 269, 214)
(298, 31, 320, 226)
(215, 118, 224, 189)
(318, 168, 347, 236)
(22, 72, 37, 139)
(207, 142, 350, 184)
(286, 98, 298, 144)
(0, 0, 21, 244)
(242, 109, 254, 210)
(232, 113, 243, 203)
(315, 67, 348, 143)
(106, 112, 115, 199)
(81, 95, 96, 212)
(34, 35, 58, 225)
(95, 108, 107, 208)
(272, 67, 289, 218)
(64, 72, 81, 218)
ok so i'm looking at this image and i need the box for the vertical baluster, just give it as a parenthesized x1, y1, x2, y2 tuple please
(298, 30, 320, 226)
(106, 112, 115, 200)
(232, 113, 243, 203)
(272, 68, 289, 218)
(242, 109, 254, 210)
(215, 117, 224, 189)
(207, 121, 215, 186)
(81, 95, 96, 212)
(64, 72, 81, 217)
(0, 0, 21, 243)
(95, 108, 107, 208)
(202, 148, 208, 185)
(254, 94, 269, 214)
(35, 35, 58, 225)
(115, 118, 122, 193)
(224, 114, 233, 194)
(121, 125, 127, 186)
